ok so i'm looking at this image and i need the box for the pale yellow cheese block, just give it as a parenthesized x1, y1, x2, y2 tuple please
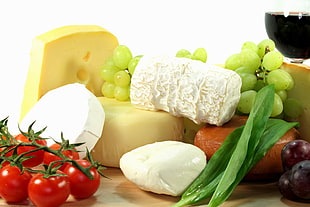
(282, 62, 310, 142)
(20, 25, 118, 120)
(92, 97, 184, 167)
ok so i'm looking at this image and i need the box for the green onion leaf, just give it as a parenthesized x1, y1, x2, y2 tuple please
(172, 84, 299, 207)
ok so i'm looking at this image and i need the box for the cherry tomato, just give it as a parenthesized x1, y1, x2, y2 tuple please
(28, 171, 70, 207)
(43, 143, 80, 170)
(63, 159, 100, 199)
(11, 134, 47, 168)
(0, 166, 32, 203)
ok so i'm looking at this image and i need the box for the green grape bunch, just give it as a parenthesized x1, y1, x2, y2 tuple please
(225, 39, 300, 119)
(99, 45, 143, 101)
(100, 45, 208, 102)
(176, 48, 208, 63)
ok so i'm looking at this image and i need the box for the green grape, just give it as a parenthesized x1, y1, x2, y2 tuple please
(241, 41, 258, 53)
(237, 90, 257, 114)
(100, 64, 121, 82)
(225, 53, 242, 70)
(128, 55, 143, 75)
(239, 49, 261, 71)
(235, 66, 257, 74)
(267, 69, 294, 91)
(192, 48, 207, 63)
(185, 54, 193, 59)
(114, 85, 130, 101)
(113, 45, 133, 69)
(238, 73, 257, 92)
(257, 39, 275, 58)
(271, 93, 283, 117)
(114, 70, 131, 87)
(104, 56, 115, 66)
(276, 90, 287, 102)
(256, 71, 265, 78)
(262, 51, 284, 71)
(283, 98, 303, 119)
(176, 49, 191, 58)
(253, 79, 267, 91)
(101, 82, 116, 98)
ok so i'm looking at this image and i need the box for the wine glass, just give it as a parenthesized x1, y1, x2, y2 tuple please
(265, 0, 310, 64)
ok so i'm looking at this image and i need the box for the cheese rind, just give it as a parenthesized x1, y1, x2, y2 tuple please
(20, 25, 118, 120)
(19, 83, 105, 158)
(130, 55, 242, 126)
(120, 141, 207, 196)
(91, 97, 184, 167)
(281, 63, 310, 142)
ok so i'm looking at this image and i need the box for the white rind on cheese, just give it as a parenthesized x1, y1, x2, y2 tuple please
(120, 141, 206, 196)
(130, 55, 242, 126)
(91, 97, 184, 167)
(19, 83, 105, 158)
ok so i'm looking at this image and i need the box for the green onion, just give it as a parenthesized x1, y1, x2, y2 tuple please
(208, 119, 298, 207)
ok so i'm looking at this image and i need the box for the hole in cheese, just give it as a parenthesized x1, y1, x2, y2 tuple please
(83, 51, 91, 62)
(76, 68, 89, 82)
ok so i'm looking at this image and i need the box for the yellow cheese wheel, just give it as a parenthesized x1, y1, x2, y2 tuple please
(92, 97, 184, 167)
(20, 25, 118, 120)
(281, 62, 310, 142)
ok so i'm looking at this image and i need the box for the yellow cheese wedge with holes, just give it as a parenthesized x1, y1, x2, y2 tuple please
(281, 62, 310, 142)
(91, 97, 184, 167)
(20, 25, 118, 120)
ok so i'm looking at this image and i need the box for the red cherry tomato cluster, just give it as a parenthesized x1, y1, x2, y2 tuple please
(0, 118, 106, 207)
(43, 143, 80, 171)
(27, 161, 101, 207)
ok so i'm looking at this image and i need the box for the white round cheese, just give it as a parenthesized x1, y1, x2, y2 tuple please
(119, 141, 207, 196)
(19, 83, 105, 158)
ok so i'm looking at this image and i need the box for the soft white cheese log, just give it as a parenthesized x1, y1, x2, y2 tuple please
(19, 83, 105, 158)
(120, 141, 207, 196)
(91, 97, 184, 167)
(130, 55, 242, 126)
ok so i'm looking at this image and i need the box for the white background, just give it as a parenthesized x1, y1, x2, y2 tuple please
(0, 0, 268, 129)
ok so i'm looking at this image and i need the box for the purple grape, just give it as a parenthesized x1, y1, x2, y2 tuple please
(281, 140, 310, 171)
(290, 160, 310, 199)
(278, 170, 299, 200)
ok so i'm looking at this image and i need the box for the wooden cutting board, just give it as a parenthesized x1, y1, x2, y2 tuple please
(0, 168, 308, 207)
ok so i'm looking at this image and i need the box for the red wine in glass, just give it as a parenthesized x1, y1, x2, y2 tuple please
(265, 12, 310, 63)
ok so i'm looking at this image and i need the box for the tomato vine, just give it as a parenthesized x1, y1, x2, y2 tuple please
(0, 117, 107, 206)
